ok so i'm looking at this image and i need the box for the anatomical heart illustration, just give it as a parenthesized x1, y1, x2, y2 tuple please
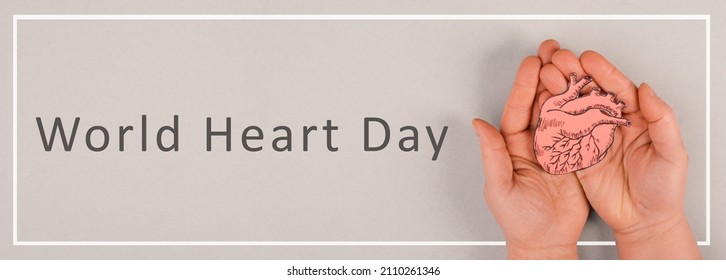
(534, 73, 631, 175)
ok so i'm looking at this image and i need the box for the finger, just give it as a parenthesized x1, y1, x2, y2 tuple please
(580, 50, 639, 113)
(538, 90, 553, 109)
(501, 56, 541, 135)
(637, 83, 687, 162)
(537, 39, 561, 95)
(529, 90, 553, 129)
(537, 39, 560, 64)
(540, 63, 568, 94)
(552, 49, 598, 93)
(473, 118, 514, 193)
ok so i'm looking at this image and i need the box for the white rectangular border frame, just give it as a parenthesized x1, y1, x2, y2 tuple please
(12, 14, 711, 247)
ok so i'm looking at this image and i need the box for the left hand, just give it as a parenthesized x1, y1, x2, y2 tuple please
(473, 40, 589, 259)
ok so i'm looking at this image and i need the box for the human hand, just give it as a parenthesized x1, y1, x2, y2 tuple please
(538, 41, 702, 259)
(472, 40, 589, 259)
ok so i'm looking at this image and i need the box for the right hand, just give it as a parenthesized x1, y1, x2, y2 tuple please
(538, 42, 702, 259)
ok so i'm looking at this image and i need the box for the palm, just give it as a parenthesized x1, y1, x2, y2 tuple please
(474, 50, 589, 252)
(495, 128, 588, 246)
(539, 50, 689, 233)
(576, 109, 686, 232)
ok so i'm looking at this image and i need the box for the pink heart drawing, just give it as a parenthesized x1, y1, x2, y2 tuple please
(534, 73, 631, 175)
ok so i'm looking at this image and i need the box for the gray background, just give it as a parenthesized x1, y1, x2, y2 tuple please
(0, 0, 723, 259)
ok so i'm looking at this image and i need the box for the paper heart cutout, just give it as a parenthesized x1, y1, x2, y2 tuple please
(534, 73, 630, 175)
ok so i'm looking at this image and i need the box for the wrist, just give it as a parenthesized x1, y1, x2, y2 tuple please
(613, 213, 702, 259)
(507, 241, 579, 260)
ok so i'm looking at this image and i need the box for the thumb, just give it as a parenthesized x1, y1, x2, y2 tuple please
(472, 118, 514, 195)
(637, 83, 687, 163)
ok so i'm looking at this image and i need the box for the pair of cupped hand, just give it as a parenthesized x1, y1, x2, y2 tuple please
(472, 39, 701, 259)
